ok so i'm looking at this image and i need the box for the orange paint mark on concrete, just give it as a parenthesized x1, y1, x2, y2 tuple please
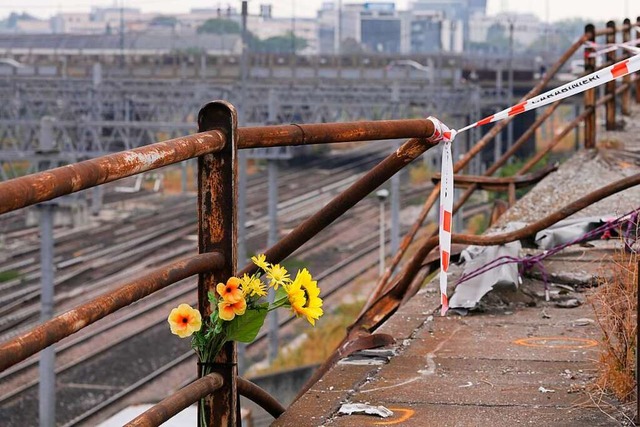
(513, 336, 598, 349)
(373, 408, 416, 425)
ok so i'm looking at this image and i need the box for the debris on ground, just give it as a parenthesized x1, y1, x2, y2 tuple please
(572, 318, 594, 326)
(338, 403, 394, 418)
(556, 298, 581, 308)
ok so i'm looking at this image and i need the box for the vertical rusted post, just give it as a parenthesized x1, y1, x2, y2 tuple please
(584, 24, 596, 148)
(507, 183, 516, 207)
(622, 18, 631, 115)
(605, 20, 617, 130)
(197, 101, 239, 426)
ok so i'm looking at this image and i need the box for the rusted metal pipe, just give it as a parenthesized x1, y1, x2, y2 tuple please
(0, 118, 438, 217)
(622, 18, 632, 116)
(0, 252, 224, 373)
(368, 34, 588, 306)
(605, 21, 617, 131)
(237, 133, 438, 277)
(441, 101, 563, 234)
(237, 377, 285, 419)
(507, 183, 517, 206)
(197, 101, 239, 427)
(593, 20, 638, 37)
(237, 118, 437, 149)
(595, 26, 616, 36)
(519, 108, 593, 174)
(585, 24, 597, 149)
(0, 130, 225, 215)
(124, 373, 224, 427)
(430, 164, 557, 191)
(388, 170, 640, 304)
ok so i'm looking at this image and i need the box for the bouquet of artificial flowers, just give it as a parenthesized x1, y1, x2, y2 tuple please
(168, 254, 323, 366)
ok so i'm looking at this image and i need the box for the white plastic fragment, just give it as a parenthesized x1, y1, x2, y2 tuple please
(338, 403, 394, 418)
(538, 386, 555, 393)
(572, 318, 595, 326)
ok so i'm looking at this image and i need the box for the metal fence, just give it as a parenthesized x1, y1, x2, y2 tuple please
(0, 17, 638, 427)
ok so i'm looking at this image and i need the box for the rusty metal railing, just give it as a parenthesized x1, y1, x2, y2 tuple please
(124, 374, 284, 427)
(0, 253, 224, 372)
(0, 16, 639, 427)
(0, 102, 438, 425)
(0, 118, 437, 214)
(364, 18, 640, 313)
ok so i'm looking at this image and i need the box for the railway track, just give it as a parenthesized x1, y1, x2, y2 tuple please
(0, 141, 394, 340)
(0, 192, 491, 426)
(0, 223, 388, 426)
(0, 139, 492, 425)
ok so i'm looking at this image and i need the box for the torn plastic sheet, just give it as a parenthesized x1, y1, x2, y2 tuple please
(449, 224, 522, 309)
(449, 216, 621, 309)
(338, 403, 394, 418)
(534, 216, 616, 249)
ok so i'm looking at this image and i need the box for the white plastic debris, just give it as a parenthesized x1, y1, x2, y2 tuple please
(535, 216, 614, 249)
(449, 223, 522, 309)
(572, 318, 595, 326)
(338, 403, 394, 418)
(538, 386, 555, 393)
(556, 298, 581, 308)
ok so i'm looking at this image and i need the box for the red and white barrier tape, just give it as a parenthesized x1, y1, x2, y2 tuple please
(585, 39, 640, 58)
(426, 117, 456, 316)
(430, 52, 640, 315)
(458, 53, 640, 133)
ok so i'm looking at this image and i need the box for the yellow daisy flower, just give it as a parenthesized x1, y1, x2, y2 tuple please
(240, 273, 266, 297)
(168, 304, 202, 338)
(266, 264, 290, 290)
(251, 254, 269, 271)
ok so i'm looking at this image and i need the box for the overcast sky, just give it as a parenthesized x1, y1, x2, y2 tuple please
(1, 0, 634, 22)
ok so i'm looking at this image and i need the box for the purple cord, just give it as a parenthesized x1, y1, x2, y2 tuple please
(455, 207, 640, 290)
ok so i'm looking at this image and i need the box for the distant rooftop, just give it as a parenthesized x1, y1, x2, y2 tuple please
(0, 33, 241, 53)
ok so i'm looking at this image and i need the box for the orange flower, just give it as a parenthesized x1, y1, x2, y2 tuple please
(168, 304, 202, 338)
(218, 297, 247, 321)
(216, 277, 243, 303)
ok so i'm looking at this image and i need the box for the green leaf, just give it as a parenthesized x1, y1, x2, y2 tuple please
(275, 285, 287, 300)
(225, 307, 268, 343)
(208, 290, 217, 303)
